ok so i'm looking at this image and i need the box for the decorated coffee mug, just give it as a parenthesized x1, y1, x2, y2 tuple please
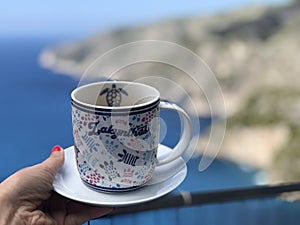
(71, 81, 192, 192)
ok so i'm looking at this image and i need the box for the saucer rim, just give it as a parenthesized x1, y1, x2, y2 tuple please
(53, 145, 187, 206)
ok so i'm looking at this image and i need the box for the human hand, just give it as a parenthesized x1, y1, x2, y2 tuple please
(0, 146, 114, 225)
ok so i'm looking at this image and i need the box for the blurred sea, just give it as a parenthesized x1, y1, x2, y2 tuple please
(1, 37, 300, 225)
(0, 37, 78, 177)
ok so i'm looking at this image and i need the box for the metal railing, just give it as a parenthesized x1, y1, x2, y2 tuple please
(110, 182, 300, 216)
(87, 182, 300, 224)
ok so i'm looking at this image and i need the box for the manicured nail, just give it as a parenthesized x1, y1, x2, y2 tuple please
(51, 145, 63, 153)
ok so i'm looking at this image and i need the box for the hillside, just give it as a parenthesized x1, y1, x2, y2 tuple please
(40, 3, 300, 183)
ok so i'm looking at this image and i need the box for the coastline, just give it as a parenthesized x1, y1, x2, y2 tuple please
(38, 3, 300, 183)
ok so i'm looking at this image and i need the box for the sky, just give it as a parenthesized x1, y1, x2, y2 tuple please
(0, 0, 290, 39)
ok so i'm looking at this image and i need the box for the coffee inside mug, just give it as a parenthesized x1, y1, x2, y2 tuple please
(72, 81, 160, 108)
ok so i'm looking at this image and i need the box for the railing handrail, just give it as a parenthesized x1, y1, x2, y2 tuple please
(110, 182, 300, 216)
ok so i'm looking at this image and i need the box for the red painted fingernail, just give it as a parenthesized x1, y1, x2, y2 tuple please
(51, 145, 63, 153)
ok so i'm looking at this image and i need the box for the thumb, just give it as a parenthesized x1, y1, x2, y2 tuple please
(40, 145, 65, 178)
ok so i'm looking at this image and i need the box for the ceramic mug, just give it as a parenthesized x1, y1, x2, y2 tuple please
(71, 81, 192, 192)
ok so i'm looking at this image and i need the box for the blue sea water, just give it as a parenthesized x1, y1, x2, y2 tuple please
(0, 37, 78, 177)
(1, 37, 299, 225)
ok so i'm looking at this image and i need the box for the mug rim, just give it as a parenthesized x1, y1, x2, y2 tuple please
(71, 81, 160, 110)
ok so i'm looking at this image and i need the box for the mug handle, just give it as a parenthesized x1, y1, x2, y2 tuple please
(157, 100, 192, 166)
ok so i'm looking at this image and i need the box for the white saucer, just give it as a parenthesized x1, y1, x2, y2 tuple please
(53, 145, 187, 206)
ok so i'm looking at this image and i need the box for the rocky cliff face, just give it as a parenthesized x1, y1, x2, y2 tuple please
(40, 3, 300, 183)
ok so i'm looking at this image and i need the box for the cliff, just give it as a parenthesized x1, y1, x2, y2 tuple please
(40, 3, 300, 183)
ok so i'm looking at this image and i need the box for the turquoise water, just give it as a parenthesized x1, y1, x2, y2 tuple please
(1, 37, 299, 225)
